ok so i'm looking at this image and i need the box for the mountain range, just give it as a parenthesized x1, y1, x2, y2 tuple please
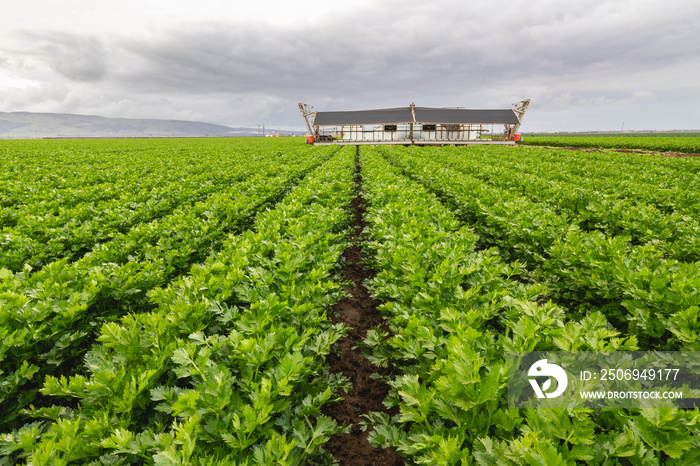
(0, 112, 297, 138)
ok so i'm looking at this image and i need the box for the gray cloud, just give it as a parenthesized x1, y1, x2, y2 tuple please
(22, 32, 109, 82)
(115, 2, 697, 95)
(1, 0, 699, 131)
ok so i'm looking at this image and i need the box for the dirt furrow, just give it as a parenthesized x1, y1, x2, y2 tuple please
(322, 150, 403, 465)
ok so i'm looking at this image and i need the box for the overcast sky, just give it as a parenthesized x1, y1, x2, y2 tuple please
(1, 0, 699, 132)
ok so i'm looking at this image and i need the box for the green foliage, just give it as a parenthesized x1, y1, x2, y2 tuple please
(2, 138, 699, 464)
(0, 140, 356, 464)
(523, 133, 700, 154)
(0, 138, 338, 431)
(380, 144, 700, 352)
(358, 145, 700, 465)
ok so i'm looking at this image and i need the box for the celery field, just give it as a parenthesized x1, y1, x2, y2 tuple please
(522, 132, 700, 154)
(1, 138, 699, 464)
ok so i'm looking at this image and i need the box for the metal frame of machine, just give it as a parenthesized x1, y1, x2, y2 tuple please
(299, 100, 529, 145)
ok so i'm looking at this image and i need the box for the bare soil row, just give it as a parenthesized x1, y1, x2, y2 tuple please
(321, 153, 404, 465)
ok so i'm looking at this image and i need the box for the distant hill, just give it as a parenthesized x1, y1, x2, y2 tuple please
(0, 112, 289, 138)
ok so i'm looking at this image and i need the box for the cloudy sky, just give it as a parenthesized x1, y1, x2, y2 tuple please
(1, 0, 699, 132)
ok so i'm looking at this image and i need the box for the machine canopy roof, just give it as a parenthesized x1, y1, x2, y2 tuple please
(313, 106, 519, 126)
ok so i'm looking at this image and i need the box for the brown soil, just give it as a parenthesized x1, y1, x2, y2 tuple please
(322, 154, 404, 465)
(613, 148, 700, 158)
(532, 145, 700, 157)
